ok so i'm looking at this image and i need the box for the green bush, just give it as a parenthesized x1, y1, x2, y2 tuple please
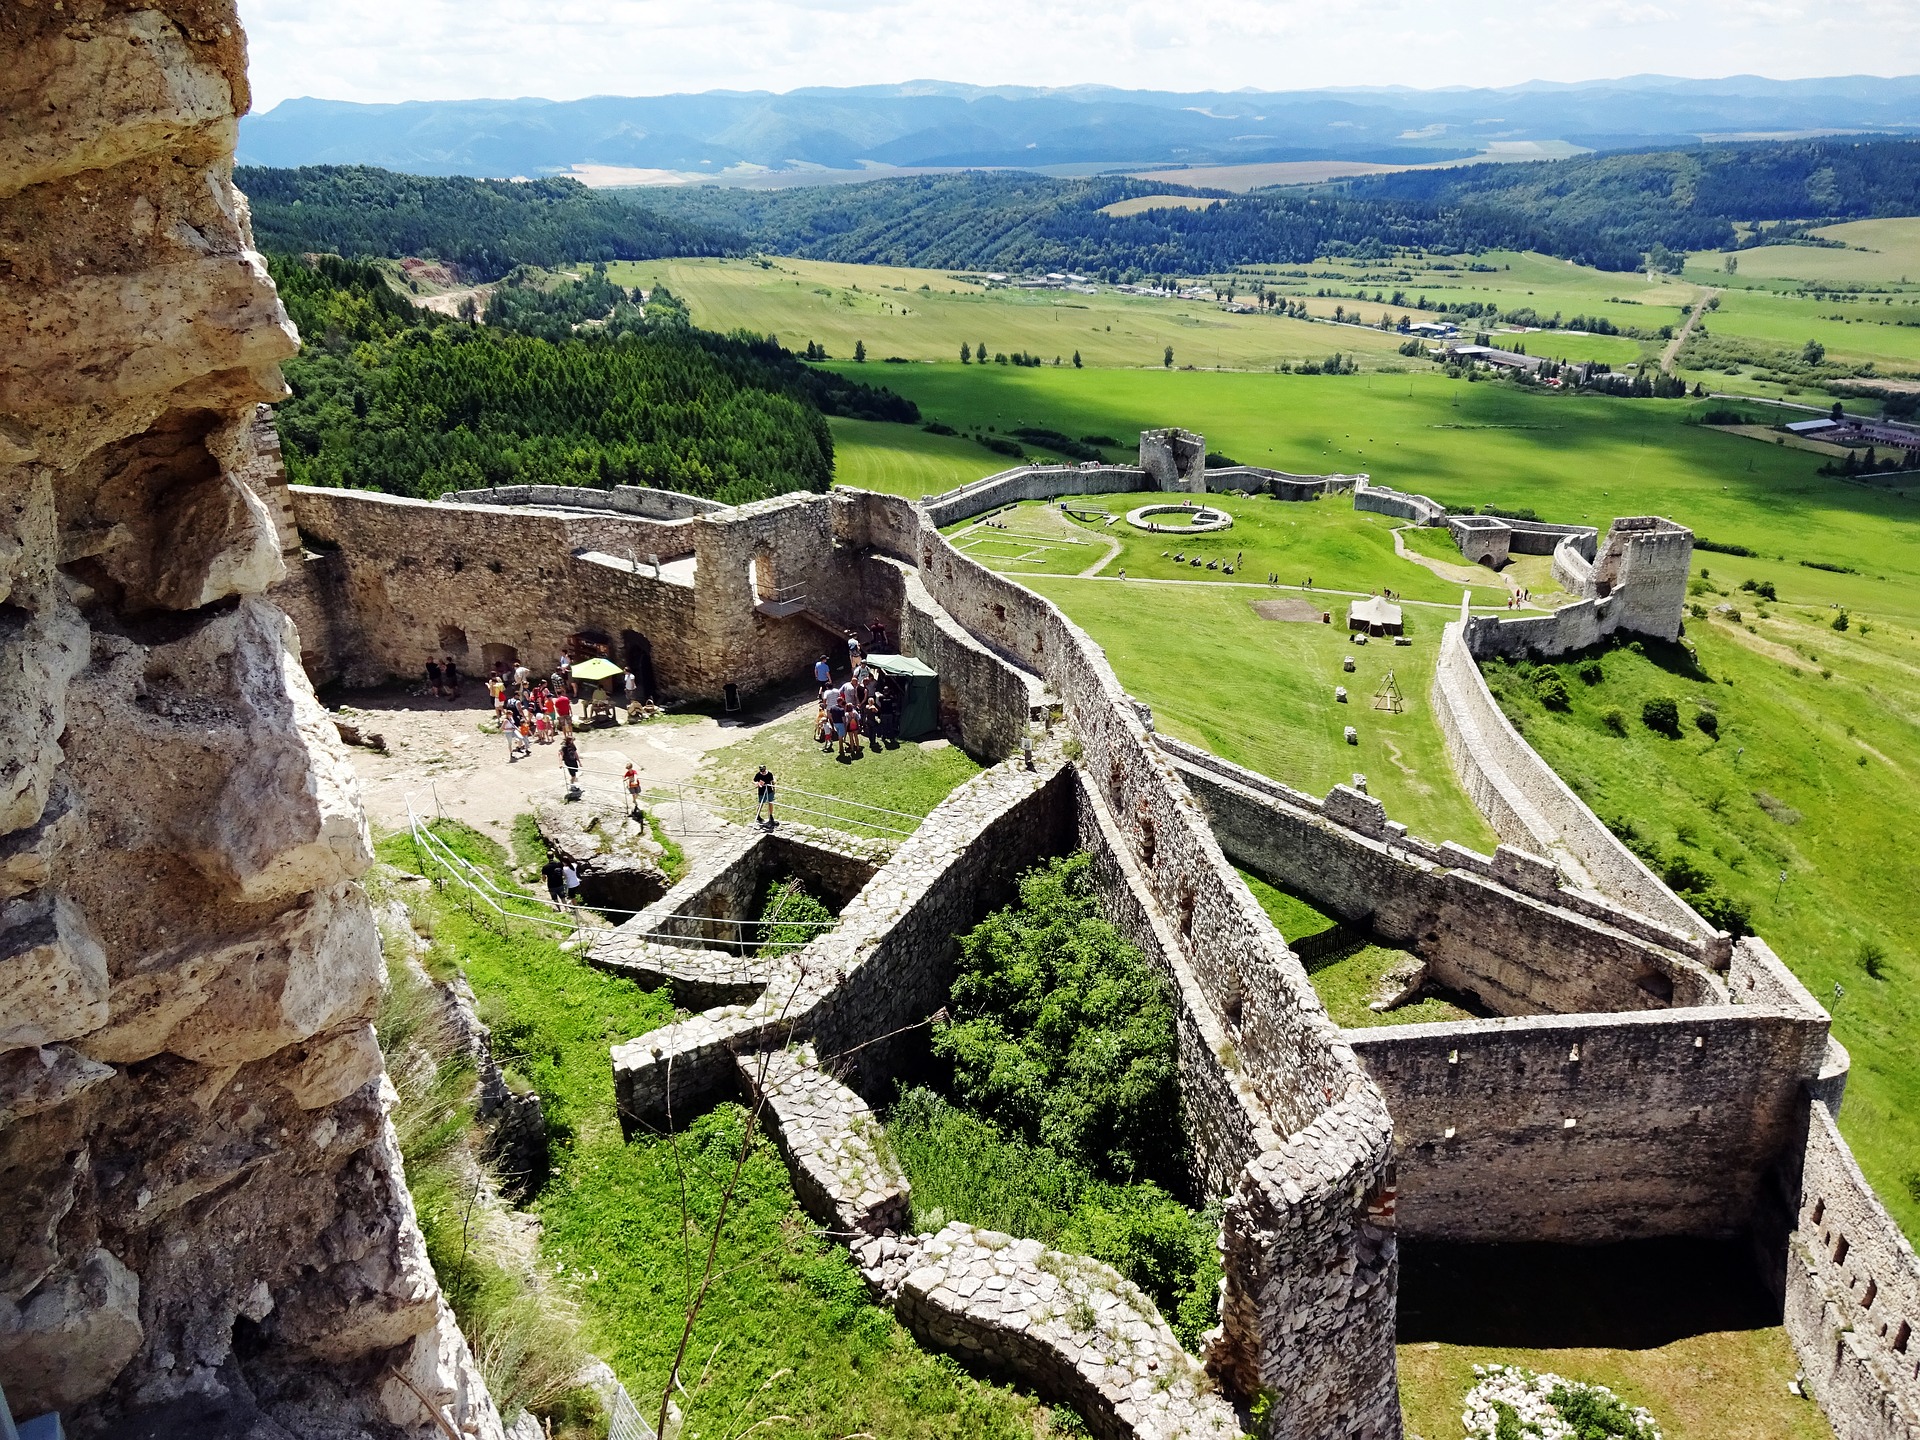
(756, 876, 834, 956)
(1833, 610, 1851, 632)
(1695, 709, 1719, 739)
(1641, 697, 1681, 736)
(936, 854, 1179, 1183)
(1601, 708, 1628, 736)
(1577, 660, 1606, 685)
(885, 1088, 1221, 1350)
(1531, 670, 1572, 711)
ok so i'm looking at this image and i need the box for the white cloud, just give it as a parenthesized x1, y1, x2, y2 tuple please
(237, 0, 1920, 111)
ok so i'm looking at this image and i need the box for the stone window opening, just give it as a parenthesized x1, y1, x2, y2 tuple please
(1893, 1320, 1910, 1353)
(437, 625, 469, 656)
(1863, 1279, 1878, 1310)
(1834, 1236, 1851, 1265)
(749, 548, 778, 604)
(1812, 1198, 1826, 1225)
(480, 642, 517, 674)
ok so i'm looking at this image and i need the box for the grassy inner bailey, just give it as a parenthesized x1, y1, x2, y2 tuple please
(374, 820, 1070, 1440)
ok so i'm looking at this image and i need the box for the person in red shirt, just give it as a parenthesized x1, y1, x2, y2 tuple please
(554, 690, 574, 734)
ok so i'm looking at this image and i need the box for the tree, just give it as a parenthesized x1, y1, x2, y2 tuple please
(853, 339, 866, 362)
(1072, 350, 1082, 368)
(1724, 255, 1738, 274)
(1832, 400, 1844, 421)
(960, 341, 971, 364)
(1803, 339, 1827, 365)
(1164, 344, 1174, 369)
(978, 340, 987, 363)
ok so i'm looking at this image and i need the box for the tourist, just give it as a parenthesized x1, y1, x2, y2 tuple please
(846, 630, 862, 663)
(534, 707, 552, 745)
(424, 656, 443, 698)
(814, 653, 832, 689)
(513, 661, 530, 696)
(559, 862, 580, 909)
(868, 618, 890, 653)
(754, 764, 776, 826)
(488, 672, 505, 715)
(624, 764, 642, 816)
(442, 656, 461, 696)
(845, 703, 863, 757)
(541, 856, 567, 908)
(554, 689, 574, 734)
(622, 666, 639, 707)
(560, 735, 581, 786)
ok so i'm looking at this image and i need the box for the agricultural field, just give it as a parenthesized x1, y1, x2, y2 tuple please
(1690, 217, 1920, 288)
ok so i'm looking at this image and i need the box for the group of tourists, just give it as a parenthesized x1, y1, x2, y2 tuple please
(422, 655, 463, 697)
(478, 655, 642, 761)
(812, 628, 903, 759)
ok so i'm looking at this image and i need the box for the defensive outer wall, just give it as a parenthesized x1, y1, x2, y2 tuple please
(247, 440, 1920, 1440)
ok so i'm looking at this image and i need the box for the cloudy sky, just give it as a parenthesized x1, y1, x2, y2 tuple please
(238, 0, 1920, 111)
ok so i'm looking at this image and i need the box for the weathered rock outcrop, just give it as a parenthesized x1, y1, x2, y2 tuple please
(0, 5, 499, 1435)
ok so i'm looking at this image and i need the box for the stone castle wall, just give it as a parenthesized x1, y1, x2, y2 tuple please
(1431, 615, 1714, 935)
(0, 8, 497, 1436)
(442, 482, 726, 520)
(1781, 1101, 1920, 1440)
(1353, 479, 1448, 525)
(1139, 427, 1207, 490)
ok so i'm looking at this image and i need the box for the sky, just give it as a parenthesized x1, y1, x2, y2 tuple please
(237, 0, 1920, 111)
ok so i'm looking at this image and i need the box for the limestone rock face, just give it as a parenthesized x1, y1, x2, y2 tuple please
(0, 4, 501, 1436)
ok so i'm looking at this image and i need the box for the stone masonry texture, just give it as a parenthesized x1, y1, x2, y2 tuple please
(0, 8, 500, 1438)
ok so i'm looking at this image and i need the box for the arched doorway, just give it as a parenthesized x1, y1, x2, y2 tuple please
(621, 630, 655, 702)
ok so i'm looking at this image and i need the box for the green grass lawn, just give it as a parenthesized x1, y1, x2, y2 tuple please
(1690, 218, 1920, 289)
(1026, 576, 1498, 849)
(1492, 604, 1920, 1241)
(824, 367, 1920, 592)
(377, 822, 1068, 1439)
(694, 703, 983, 839)
(1397, 1333, 1830, 1440)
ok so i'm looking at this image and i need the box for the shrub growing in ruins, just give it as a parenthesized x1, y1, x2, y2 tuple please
(935, 853, 1180, 1185)
(1641, 697, 1681, 736)
(1531, 669, 1572, 711)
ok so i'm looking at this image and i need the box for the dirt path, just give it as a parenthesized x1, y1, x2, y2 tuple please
(336, 686, 811, 865)
(1661, 287, 1721, 373)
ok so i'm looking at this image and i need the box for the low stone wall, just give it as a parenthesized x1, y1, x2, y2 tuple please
(1431, 617, 1714, 939)
(440, 483, 726, 520)
(920, 464, 1154, 528)
(893, 1225, 1242, 1440)
(1783, 1102, 1920, 1440)
(610, 754, 1078, 1133)
(1347, 994, 1829, 1242)
(589, 828, 878, 1008)
(737, 1044, 907, 1239)
(1353, 479, 1447, 526)
(1170, 751, 1724, 1018)
(1204, 467, 1362, 501)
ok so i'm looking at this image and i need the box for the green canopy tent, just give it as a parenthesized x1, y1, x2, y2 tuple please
(866, 653, 939, 740)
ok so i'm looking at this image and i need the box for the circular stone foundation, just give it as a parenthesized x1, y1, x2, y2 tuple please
(1125, 503, 1233, 534)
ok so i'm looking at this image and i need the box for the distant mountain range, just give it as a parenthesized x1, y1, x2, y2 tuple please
(237, 75, 1920, 183)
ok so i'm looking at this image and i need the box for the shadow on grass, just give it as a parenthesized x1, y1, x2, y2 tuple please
(1397, 1237, 1779, 1349)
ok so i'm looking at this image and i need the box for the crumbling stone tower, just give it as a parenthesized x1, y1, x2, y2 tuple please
(0, 6, 496, 1436)
(1139, 427, 1207, 492)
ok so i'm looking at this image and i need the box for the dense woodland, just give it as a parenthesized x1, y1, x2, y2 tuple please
(240, 166, 737, 280)
(631, 136, 1920, 274)
(244, 137, 1920, 285)
(269, 255, 914, 501)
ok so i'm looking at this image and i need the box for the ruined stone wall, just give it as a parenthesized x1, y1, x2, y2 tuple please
(1139, 428, 1207, 491)
(1347, 997, 1829, 1242)
(918, 464, 1152, 528)
(1448, 517, 1512, 567)
(1463, 518, 1691, 657)
(442, 482, 726, 521)
(1432, 617, 1715, 938)
(0, 7, 497, 1434)
(1352, 479, 1447, 526)
(897, 502, 1401, 1438)
(1781, 1102, 1920, 1440)
(286, 486, 700, 689)
(1172, 757, 1724, 1018)
(1202, 468, 1362, 501)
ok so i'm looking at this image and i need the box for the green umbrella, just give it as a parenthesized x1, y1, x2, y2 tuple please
(570, 657, 623, 682)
